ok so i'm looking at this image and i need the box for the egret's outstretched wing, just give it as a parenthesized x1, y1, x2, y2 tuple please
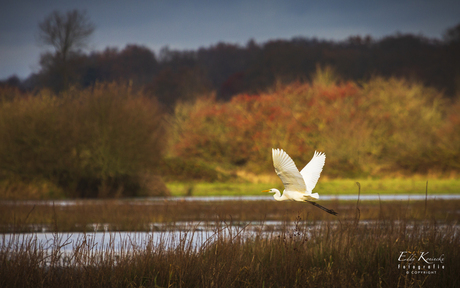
(300, 151, 326, 192)
(272, 148, 306, 192)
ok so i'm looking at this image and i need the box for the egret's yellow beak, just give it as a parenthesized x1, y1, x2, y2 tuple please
(261, 190, 270, 193)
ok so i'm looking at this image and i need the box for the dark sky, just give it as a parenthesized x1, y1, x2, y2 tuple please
(1, 0, 459, 79)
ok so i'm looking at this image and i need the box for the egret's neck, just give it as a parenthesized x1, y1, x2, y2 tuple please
(271, 189, 285, 201)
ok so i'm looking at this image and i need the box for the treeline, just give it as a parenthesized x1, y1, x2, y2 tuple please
(1, 72, 460, 199)
(3, 23, 460, 106)
(1, 24, 460, 199)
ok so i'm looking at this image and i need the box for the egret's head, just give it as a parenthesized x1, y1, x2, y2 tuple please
(262, 188, 277, 194)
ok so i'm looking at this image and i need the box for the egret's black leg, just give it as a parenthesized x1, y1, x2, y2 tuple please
(306, 201, 338, 216)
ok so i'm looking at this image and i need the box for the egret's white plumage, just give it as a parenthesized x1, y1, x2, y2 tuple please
(263, 148, 337, 216)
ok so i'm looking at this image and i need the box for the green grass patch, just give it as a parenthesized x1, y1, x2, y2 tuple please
(167, 178, 460, 197)
(316, 178, 460, 195)
(166, 182, 275, 197)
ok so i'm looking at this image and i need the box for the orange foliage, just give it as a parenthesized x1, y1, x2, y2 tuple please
(171, 77, 454, 176)
(172, 81, 365, 174)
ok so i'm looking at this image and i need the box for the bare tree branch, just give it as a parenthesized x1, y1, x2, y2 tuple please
(38, 9, 94, 60)
(37, 9, 94, 90)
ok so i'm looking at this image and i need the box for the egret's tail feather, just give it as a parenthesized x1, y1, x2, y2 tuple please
(307, 201, 338, 216)
(302, 193, 319, 201)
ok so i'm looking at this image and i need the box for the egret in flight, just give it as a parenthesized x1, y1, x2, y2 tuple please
(262, 148, 338, 216)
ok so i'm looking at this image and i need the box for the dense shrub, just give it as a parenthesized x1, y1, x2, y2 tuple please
(434, 100, 460, 170)
(0, 83, 168, 198)
(159, 157, 233, 182)
(170, 71, 454, 177)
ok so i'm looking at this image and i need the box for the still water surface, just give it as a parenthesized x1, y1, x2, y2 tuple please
(3, 220, 459, 253)
(2, 194, 459, 263)
(4, 194, 460, 207)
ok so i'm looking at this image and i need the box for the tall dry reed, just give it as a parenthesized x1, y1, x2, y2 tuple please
(1, 213, 458, 287)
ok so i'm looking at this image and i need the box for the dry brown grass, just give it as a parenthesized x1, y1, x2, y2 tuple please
(1, 197, 459, 287)
(1, 204, 459, 287)
(1, 198, 459, 233)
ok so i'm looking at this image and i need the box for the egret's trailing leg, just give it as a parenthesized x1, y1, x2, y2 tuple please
(306, 201, 338, 216)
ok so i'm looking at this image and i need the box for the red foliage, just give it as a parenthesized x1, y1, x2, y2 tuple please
(172, 78, 457, 175)
(173, 81, 364, 168)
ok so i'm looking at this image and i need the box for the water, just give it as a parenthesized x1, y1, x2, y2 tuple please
(2, 230, 216, 252)
(2, 194, 460, 207)
(2, 219, 459, 267)
(0, 220, 284, 265)
(154, 194, 460, 202)
(1, 230, 216, 266)
(3, 220, 459, 252)
(2, 194, 459, 265)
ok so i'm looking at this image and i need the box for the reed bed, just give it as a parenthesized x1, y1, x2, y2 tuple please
(1, 199, 459, 233)
(1, 215, 459, 287)
(1, 199, 460, 287)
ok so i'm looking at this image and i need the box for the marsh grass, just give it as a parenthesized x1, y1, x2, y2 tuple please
(1, 198, 460, 233)
(2, 193, 460, 287)
(1, 207, 459, 287)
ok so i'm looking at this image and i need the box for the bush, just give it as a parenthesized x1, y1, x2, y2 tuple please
(433, 99, 460, 171)
(0, 83, 168, 198)
(159, 157, 232, 182)
(170, 73, 454, 177)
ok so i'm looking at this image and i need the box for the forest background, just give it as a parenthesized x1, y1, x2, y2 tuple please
(1, 22, 460, 199)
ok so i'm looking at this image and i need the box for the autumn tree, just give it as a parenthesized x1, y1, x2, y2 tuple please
(38, 9, 95, 91)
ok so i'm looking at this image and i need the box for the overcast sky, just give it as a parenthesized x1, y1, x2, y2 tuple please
(1, 0, 459, 79)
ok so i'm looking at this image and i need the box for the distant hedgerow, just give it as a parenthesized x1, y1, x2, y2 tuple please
(0, 83, 168, 198)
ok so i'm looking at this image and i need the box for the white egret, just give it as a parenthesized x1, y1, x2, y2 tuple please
(262, 148, 338, 216)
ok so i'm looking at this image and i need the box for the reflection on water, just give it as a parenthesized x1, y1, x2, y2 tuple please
(2, 194, 460, 207)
